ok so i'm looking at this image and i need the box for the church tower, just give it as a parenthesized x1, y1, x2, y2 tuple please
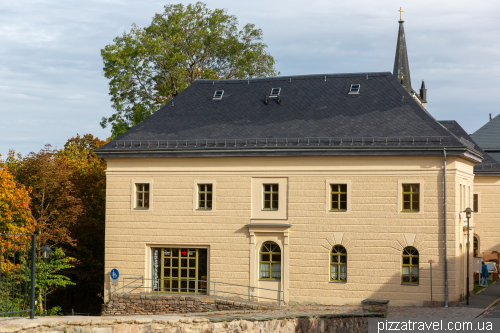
(393, 7, 413, 92)
(393, 8, 427, 108)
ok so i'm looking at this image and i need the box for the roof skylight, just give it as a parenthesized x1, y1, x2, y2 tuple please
(269, 87, 281, 98)
(213, 90, 224, 100)
(348, 84, 360, 94)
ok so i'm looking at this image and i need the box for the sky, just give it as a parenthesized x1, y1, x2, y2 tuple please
(1, 0, 499, 157)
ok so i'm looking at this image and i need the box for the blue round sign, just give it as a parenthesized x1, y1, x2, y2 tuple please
(110, 268, 119, 280)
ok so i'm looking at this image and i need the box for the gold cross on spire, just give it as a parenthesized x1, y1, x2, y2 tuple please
(398, 7, 404, 21)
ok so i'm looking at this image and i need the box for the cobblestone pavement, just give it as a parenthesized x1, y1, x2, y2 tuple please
(387, 306, 484, 319)
(177, 304, 484, 320)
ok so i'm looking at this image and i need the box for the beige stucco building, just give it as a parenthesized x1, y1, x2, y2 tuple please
(470, 116, 500, 256)
(95, 19, 499, 308)
(98, 152, 480, 307)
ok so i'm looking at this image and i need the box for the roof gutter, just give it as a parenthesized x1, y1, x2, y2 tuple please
(95, 146, 472, 159)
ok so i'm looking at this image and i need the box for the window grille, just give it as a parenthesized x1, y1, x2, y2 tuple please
(136, 183, 150, 209)
(331, 184, 347, 211)
(402, 184, 419, 211)
(330, 245, 347, 282)
(259, 242, 281, 280)
(198, 184, 212, 210)
(263, 184, 279, 210)
(402, 247, 419, 284)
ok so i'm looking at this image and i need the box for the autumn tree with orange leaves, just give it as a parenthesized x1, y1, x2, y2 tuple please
(3, 134, 109, 314)
(0, 161, 35, 235)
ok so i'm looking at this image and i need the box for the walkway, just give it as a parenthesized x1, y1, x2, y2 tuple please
(458, 282, 500, 309)
(465, 282, 500, 318)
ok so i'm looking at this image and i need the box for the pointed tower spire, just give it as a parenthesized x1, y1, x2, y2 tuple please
(393, 7, 413, 93)
(419, 79, 427, 102)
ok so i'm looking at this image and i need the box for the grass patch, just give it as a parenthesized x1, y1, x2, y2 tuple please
(474, 285, 485, 294)
(473, 279, 496, 294)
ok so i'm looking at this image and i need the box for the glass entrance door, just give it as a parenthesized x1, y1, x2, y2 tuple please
(152, 247, 207, 294)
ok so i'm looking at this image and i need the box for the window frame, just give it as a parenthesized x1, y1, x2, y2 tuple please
(330, 245, 347, 282)
(149, 246, 210, 294)
(402, 183, 420, 212)
(263, 184, 279, 211)
(197, 184, 213, 210)
(269, 87, 281, 98)
(330, 184, 348, 211)
(212, 90, 224, 100)
(131, 179, 153, 211)
(348, 84, 360, 94)
(325, 180, 351, 214)
(401, 246, 419, 285)
(259, 241, 281, 280)
(397, 179, 424, 214)
(193, 180, 216, 212)
(251, 178, 287, 220)
(473, 193, 480, 214)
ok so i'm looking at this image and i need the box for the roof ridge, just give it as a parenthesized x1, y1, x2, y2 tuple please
(195, 72, 392, 83)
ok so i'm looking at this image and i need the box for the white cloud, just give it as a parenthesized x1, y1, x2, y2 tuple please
(1, 0, 499, 156)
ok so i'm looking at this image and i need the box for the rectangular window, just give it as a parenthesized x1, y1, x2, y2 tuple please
(468, 186, 471, 208)
(348, 84, 360, 94)
(198, 184, 212, 210)
(402, 184, 419, 212)
(136, 183, 150, 209)
(331, 184, 347, 211)
(151, 247, 208, 294)
(263, 184, 279, 210)
(460, 185, 463, 211)
(473, 194, 479, 213)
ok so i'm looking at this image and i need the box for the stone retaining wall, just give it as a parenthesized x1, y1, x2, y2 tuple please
(101, 294, 273, 316)
(0, 313, 383, 333)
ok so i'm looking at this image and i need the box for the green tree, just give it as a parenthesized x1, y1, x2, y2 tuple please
(3, 135, 108, 314)
(33, 248, 75, 314)
(100, 2, 279, 138)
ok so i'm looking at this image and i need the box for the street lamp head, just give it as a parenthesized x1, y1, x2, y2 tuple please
(41, 245, 52, 259)
(464, 207, 473, 219)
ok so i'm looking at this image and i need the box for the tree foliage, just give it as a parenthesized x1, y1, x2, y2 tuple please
(0, 160, 35, 235)
(2, 134, 109, 314)
(5, 147, 81, 248)
(33, 248, 76, 313)
(100, 2, 279, 138)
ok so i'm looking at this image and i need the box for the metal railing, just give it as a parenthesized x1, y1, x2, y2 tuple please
(121, 277, 284, 308)
(0, 234, 36, 318)
(110, 136, 453, 150)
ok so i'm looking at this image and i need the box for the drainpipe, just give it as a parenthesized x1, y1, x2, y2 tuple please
(444, 148, 449, 307)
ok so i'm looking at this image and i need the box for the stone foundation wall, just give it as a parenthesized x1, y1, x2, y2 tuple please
(0, 313, 383, 333)
(101, 294, 273, 316)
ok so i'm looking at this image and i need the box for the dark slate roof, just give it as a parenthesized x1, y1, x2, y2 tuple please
(488, 153, 500, 163)
(471, 114, 500, 150)
(96, 72, 472, 158)
(439, 120, 500, 175)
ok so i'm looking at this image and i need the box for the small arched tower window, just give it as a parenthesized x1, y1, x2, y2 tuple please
(330, 245, 347, 282)
(259, 242, 281, 280)
(402, 246, 419, 284)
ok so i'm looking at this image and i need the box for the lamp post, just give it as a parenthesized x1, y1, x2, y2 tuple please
(464, 208, 473, 305)
(41, 245, 52, 316)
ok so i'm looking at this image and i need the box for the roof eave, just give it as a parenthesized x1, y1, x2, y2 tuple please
(95, 146, 469, 159)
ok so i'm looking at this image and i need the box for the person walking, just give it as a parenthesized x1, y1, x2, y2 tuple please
(481, 262, 490, 286)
